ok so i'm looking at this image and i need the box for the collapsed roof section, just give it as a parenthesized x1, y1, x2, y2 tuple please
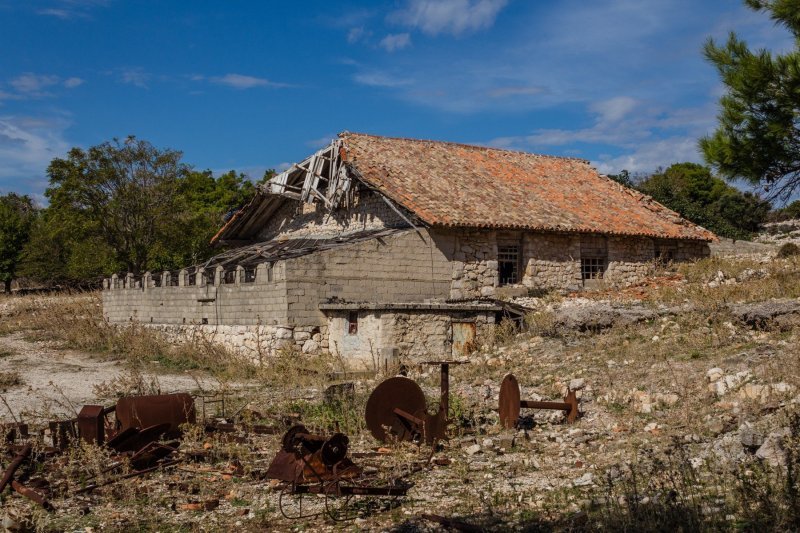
(203, 227, 408, 271)
(212, 132, 717, 246)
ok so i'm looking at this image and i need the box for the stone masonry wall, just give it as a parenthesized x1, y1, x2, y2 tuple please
(257, 188, 407, 241)
(523, 233, 582, 292)
(327, 309, 495, 365)
(605, 236, 656, 286)
(447, 230, 498, 299)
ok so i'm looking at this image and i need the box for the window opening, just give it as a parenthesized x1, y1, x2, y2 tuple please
(498, 245, 520, 286)
(581, 257, 606, 280)
(347, 311, 358, 335)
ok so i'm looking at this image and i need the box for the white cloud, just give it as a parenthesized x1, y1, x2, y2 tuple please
(210, 73, 289, 89)
(63, 77, 84, 88)
(595, 137, 702, 174)
(391, 0, 508, 36)
(0, 115, 71, 194)
(353, 71, 413, 87)
(379, 33, 411, 52)
(347, 27, 369, 44)
(36, 0, 111, 19)
(590, 96, 639, 124)
(118, 67, 150, 88)
(488, 86, 545, 98)
(10, 73, 60, 94)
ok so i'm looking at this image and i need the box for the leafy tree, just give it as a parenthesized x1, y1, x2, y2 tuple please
(45, 136, 188, 275)
(608, 170, 635, 188)
(769, 199, 800, 221)
(0, 193, 35, 293)
(701, 0, 800, 200)
(638, 163, 771, 239)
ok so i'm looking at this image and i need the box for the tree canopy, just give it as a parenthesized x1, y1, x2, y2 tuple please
(637, 163, 771, 239)
(15, 137, 266, 286)
(700, 0, 800, 200)
(0, 194, 35, 293)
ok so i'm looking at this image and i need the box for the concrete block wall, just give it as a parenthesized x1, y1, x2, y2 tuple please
(284, 229, 453, 325)
(257, 188, 407, 241)
(103, 262, 290, 326)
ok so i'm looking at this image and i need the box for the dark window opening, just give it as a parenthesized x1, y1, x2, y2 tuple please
(168, 272, 179, 287)
(581, 257, 606, 280)
(242, 267, 257, 283)
(223, 270, 237, 284)
(347, 311, 358, 335)
(655, 247, 674, 263)
(498, 245, 520, 286)
(152, 275, 162, 288)
(188, 272, 197, 286)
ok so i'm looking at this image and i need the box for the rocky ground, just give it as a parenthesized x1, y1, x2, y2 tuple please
(1, 241, 800, 531)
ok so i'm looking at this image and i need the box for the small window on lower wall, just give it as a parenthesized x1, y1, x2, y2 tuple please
(347, 311, 358, 335)
(581, 257, 606, 280)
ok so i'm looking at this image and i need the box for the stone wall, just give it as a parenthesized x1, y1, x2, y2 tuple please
(257, 188, 408, 241)
(447, 230, 499, 299)
(326, 307, 496, 364)
(523, 233, 582, 291)
(605, 236, 657, 285)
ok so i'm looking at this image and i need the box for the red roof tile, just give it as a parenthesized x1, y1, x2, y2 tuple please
(340, 132, 716, 241)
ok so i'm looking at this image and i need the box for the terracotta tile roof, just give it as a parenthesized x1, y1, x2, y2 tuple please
(340, 132, 716, 241)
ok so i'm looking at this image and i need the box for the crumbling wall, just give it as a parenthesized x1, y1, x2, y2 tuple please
(258, 189, 407, 241)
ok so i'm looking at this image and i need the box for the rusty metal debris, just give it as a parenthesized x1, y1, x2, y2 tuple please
(498, 373, 580, 429)
(0, 444, 31, 494)
(365, 360, 467, 445)
(267, 424, 412, 521)
(115, 393, 196, 436)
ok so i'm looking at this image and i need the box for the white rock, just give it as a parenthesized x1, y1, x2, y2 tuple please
(301, 339, 320, 353)
(573, 473, 594, 487)
(569, 378, 586, 391)
(706, 368, 724, 383)
(465, 444, 482, 456)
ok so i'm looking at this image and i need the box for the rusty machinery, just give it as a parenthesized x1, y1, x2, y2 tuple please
(267, 424, 411, 521)
(365, 360, 467, 445)
(498, 373, 580, 429)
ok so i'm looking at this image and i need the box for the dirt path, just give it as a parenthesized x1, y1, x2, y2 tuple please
(0, 332, 223, 420)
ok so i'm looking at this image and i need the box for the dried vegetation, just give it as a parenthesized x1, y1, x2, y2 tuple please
(1, 252, 800, 530)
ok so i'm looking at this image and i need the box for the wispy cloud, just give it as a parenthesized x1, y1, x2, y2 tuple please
(36, 0, 110, 19)
(486, 96, 717, 174)
(488, 86, 545, 98)
(63, 77, 84, 88)
(209, 73, 290, 89)
(353, 71, 413, 88)
(0, 115, 71, 194)
(10, 74, 60, 94)
(390, 0, 508, 36)
(5, 73, 84, 97)
(379, 33, 411, 52)
(117, 67, 150, 88)
(347, 26, 371, 44)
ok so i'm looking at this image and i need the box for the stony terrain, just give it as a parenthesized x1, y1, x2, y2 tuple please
(1, 240, 800, 531)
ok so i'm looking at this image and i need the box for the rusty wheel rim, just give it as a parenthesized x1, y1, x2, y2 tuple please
(365, 377, 427, 442)
(498, 373, 521, 430)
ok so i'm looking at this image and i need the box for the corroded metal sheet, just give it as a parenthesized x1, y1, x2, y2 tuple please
(115, 393, 196, 436)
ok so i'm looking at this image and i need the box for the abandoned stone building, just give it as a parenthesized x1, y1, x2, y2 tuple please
(103, 132, 715, 366)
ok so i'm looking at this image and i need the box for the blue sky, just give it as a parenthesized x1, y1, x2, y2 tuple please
(0, 0, 794, 203)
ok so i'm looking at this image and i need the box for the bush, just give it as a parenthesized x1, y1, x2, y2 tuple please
(778, 242, 800, 258)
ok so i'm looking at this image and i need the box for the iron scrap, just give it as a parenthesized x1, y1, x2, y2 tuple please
(115, 393, 196, 437)
(498, 373, 580, 429)
(365, 360, 467, 445)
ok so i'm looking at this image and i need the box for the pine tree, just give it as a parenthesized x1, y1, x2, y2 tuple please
(701, 0, 800, 200)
